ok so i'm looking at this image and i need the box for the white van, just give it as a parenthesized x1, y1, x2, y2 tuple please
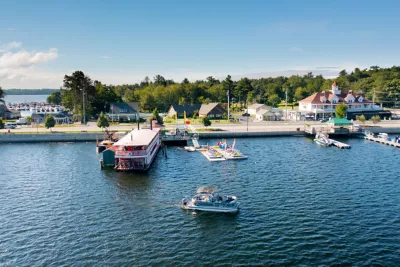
(5, 122, 17, 129)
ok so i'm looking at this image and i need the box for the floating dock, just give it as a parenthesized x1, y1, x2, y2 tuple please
(329, 139, 351, 149)
(213, 147, 248, 160)
(200, 151, 226, 161)
(364, 136, 400, 148)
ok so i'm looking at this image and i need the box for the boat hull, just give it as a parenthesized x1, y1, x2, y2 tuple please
(182, 204, 239, 213)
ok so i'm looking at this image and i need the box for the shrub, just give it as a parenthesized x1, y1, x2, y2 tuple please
(0, 117, 4, 129)
(202, 117, 212, 127)
(45, 115, 56, 129)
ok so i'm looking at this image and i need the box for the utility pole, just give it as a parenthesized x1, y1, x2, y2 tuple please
(227, 89, 230, 121)
(285, 87, 288, 121)
(373, 88, 376, 108)
(82, 89, 86, 125)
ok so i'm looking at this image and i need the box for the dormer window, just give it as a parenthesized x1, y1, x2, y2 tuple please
(358, 96, 363, 102)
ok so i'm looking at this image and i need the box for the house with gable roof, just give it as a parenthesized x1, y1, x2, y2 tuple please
(297, 82, 391, 120)
(199, 103, 227, 119)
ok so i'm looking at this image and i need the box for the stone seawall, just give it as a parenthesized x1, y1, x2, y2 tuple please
(0, 133, 104, 143)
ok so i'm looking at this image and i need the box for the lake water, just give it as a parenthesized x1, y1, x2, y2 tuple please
(3, 94, 49, 104)
(0, 137, 399, 265)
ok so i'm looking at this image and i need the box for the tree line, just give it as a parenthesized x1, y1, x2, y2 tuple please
(49, 66, 400, 120)
(2, 89, 59, 95)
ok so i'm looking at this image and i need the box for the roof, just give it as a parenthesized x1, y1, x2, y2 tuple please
(256, 109, 270, 115)
(327, 118, 352, 126)
(111, 102, 139, 113)
(299, 91, 372, 104)
(113, 128, 160, 147)
(199, 103, 226, 115)
(169, 104, 201, 114)
(248, 103, 267, 110)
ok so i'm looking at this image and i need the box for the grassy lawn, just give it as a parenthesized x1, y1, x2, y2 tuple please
(196, 128, 224, 132)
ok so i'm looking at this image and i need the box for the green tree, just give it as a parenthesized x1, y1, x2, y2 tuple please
(46, 91, 62, 105)
(371, 115, 381, 124)
(45, 115, 56, 129)
(0, 86, 5, 104)
(154, 75, 166, 86)
(356, 114, 366, 125)
(152, 108, 163, 124)
(0, 117, 4, 129)
(268, 94, 281, 107)
(235, 78, 253, 104)
(335, 103, 348, 118)
(192, 110, 199, 119)
(26, 116, 32, 124)
(97, 112, 109, 129)
(202, 116, 212, 127)
(62, 71, 95, 120)
(222, 75, 234, 99)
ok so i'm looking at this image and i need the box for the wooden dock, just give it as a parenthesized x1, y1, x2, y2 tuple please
(364, 136, 400, 148)
(329, 139, 351, 149)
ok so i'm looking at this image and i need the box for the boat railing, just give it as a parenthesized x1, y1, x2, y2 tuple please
(115, 150, 147, 156)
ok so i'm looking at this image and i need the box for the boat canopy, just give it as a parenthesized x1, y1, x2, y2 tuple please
(197, 186, 217, 194)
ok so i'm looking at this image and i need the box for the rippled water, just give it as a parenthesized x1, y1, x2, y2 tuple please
(1, 137, 400, 265)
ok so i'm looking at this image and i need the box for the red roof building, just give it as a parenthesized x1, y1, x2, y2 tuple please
(297, 82, 385, 120)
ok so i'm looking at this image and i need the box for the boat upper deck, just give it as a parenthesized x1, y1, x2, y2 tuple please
(113, 128, 160, 147)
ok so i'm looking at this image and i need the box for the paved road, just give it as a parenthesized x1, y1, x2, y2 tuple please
(2, 120, 400, 133)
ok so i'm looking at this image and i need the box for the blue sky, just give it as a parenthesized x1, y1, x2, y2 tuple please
(1, 0, 400, 88)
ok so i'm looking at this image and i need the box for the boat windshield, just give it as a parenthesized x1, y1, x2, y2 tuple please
(196, 186, 217, 194)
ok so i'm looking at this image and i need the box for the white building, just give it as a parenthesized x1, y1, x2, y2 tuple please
(297, 82, 388, 120)
(247, 103, 269, 115)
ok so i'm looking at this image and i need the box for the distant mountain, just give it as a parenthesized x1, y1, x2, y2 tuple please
(4, 89, 59, 95)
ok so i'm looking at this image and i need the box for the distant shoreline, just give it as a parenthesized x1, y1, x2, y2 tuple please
(4, 89, 59, 95)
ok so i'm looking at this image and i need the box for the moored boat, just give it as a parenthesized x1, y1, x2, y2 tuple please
(109, 128, 161, 171)
(181, 186, 240, 213)
(184, 146, 196, 152)
(314, 132, 332, 146)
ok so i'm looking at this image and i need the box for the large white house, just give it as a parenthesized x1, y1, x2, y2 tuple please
(296, 82, 390, 120)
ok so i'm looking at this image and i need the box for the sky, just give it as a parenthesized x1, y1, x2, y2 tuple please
(1, 0, 400, 88)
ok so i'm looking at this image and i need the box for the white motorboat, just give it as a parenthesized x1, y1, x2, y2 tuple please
(181, 186, 240, 213)
(377, 133, 391, 141)
(184, 146, 196, 152)
(314, 132, 332, 146)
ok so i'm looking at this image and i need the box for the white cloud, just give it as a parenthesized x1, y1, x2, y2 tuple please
(289, 46, 303, 53)
(0, 48, 58, 68)
(7, 28, 16, 31)
(100, 55, 112, 59)
(0, 43, 60, 88)
(0, 41, 22, 52)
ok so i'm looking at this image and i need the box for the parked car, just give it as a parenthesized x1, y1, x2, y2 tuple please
(5, 122, 17, 129)
(319, 118, 328, 123)
(242, 113, 250, 117)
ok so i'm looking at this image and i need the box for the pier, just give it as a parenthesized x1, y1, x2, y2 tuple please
(364, 135, 400, 148)
(329, 139, 351, 149)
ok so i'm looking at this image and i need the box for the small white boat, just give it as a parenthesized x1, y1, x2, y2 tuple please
(181, 186, 240, 213)
(314, 132, 332, 147)
(184, 146, 196, 152)
(377, 133, 391, 141)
